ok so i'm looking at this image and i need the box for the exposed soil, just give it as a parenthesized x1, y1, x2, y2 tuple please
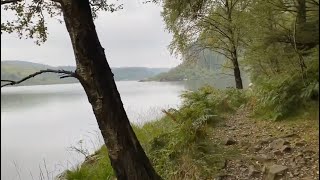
(211, 106, 319, 180)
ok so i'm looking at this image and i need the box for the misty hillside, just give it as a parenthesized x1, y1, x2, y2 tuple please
(1, 61, 170, 86)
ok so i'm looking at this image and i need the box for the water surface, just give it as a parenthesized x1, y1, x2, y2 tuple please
(1, 81, 186, 180)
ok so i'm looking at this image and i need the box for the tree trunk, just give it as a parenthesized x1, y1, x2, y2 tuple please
(225, 1, 243, 89)
(296, 0, 306, 27)
(60, 0, 161, 179)
(231, 46, 243, 89)
(232, 57, 243, 89)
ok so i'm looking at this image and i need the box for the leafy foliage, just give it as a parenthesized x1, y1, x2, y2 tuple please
(142, 86, 247, 179)
(1, 0, 122, 45)
(65, 86, 247, 179)
(252, 52, 319, 120)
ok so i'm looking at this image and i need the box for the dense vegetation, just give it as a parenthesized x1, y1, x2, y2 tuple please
(65, 82, 317, 179)
(1, 61, 170, 86)
(145, 50, 225, 81)
(65, 0, 319, 179)
(145, 49, 250, 89)
(1, 0, 318, 179)
(65, 87, 248, 179)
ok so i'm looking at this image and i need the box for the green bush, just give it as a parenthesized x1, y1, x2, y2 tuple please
(253, 65, 319, 121)
(142, 86, 246, 179)
(64, 86, 248, 179)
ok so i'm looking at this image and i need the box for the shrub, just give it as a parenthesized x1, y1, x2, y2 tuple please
(253, 65, 319, 120)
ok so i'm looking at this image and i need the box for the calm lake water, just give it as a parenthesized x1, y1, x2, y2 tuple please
(1, 81, 189, 180)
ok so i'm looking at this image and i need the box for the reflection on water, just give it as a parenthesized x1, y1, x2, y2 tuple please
(1, 82, 185, 180)
(1, 79, 247, 180)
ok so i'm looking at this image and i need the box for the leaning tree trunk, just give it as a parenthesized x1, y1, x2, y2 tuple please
(60, 0, 161, 179)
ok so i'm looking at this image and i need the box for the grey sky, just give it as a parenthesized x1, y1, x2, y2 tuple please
(1, 0, 181, 68)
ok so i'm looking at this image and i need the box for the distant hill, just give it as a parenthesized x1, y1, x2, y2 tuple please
(1, 60, 170, 86)
(142, 49, 250, 88)
(143, 49, 227, 82)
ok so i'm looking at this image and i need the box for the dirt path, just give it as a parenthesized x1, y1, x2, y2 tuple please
(211, 106, 319, 180)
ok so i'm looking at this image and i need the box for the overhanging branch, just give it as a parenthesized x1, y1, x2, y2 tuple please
(1, 69, 76, 88)
(1, 0, 22, 5)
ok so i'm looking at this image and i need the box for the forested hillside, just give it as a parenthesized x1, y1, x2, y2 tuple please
(1, 61, 170, 86)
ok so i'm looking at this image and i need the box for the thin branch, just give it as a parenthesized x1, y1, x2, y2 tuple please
(219, 72, 234, 76)
(1, 0, 21, 5)
(1, 69, 76, 88)
(1, 80, 15, 83)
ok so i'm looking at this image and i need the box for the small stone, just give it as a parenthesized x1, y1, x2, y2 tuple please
(282, 133, 300, 138)
(273, 150, 283, 156)
(254, 154, 274, 162)
(296, 152, 303, 157)
(304, 149, 316, 154)
(224, 137, 237, 145)
(268, 164, 288, 174)
(270, 138, 290, 150)
(248, 165, 260, 177)
(265, 164, 288, 180)
(293, 170, 299, 176)
(262, 165, 267, 173)
(257, 139, 270, 146)
(240, 167, 247, 172)
(250, 145, 262, 152)
(295, 141, 306, 147)
(305, 156, 312, 161)
(288, 172, 294, 178)
(281, 145, 292, 153)
(302, 176, 314, 180)
(290, 159, 297, 167)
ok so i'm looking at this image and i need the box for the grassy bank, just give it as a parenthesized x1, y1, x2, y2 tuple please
(64, 67, 318, 179)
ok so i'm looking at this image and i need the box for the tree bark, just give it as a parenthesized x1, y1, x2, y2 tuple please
(296, 0, 307, 27)
(225, 0, 243, 89)
(232, 56, 243, 89)
(230, 44, 243, 89)
(60, 0, 161, 179)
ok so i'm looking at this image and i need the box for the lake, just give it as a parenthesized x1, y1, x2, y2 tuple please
(1, 81, 189, 180)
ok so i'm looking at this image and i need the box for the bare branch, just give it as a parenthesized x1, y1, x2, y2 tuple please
(1, 69, 76, 88)
(1, 0, 21, 5)
(1, 80, 16, 83)
(219, 72, 234, 76)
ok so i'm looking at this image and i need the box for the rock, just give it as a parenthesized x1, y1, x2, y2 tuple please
(224, 137, 237, 145)
(240, 167, 247, 172)
(253, 154, 274, 162)
(273, 150, 283, 156)
(250, 145, 262, 152)
(257, 139, 270, 146)
(270, 138, 290, 150)
(282, 133, 300, 138)
(248, 165, 261, 177)
(288, 172, 294, 178)
(265, 164, 288, 180)
(214, 173, 230, 180)
(293, 170, 300, 176)
(280, 145, 292, 153)
(303, 149, 316, 154)
(302, 176, 314, 180)
(295, 141, 306, 147)
(262, 165, 267, 173)
(240, 140, 251, 147)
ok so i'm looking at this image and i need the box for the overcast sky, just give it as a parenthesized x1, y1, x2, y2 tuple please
(1, 0, 181, 68)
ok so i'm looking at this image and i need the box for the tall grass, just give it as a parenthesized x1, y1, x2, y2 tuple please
(64, 86, 247, 179)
